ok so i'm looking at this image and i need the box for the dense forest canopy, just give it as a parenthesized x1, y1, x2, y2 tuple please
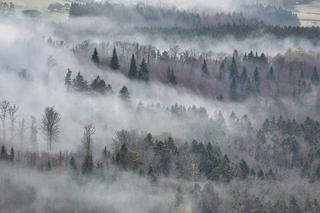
(1, 0, 320, 212)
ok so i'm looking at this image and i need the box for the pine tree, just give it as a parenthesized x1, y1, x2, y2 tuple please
(229, 57, 239, 101)
(119, 86, 130, 101)
(312, 67, 320, 85)
(82, 154, 94, 174)
(69, 156, 77, 171)
(91, 48, 99, 66)
(218, 62, 225, 80)
(253, 67, 260, 95)
(110, 47, 120, 70)
(229, 77, 238, 101)
(258, 169, 264, 179)
(267, 66, 275, 80)
(230, 57, 238, 80)
(116, 143, 128, 167)
(138, 58, 149, 81)
(201, 59, 209, 76)
(220, 154, 232, 182)
(128, 54, 138, 79)
(64, 69, 72, 89)
(289, 197, 302, 213)
(9, 147, 14, 162)
(167, 67, 177, 85)
(240, 66, 250, 100)
(0, 145, 8, 160)
(73, 72, 88, 92)
(239, 159, 249, 179)
(90, 76, 107, 94)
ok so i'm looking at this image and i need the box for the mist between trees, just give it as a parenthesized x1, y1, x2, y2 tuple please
(0, 1, 320, 213)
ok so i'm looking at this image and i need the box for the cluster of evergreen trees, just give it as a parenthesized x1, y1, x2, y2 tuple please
(64, 68, 132, 102)
(64, 69, 112, 94)
(228, 57, 262, 101)
(139, 24, 320, 41)
(91, 48, 150, 82)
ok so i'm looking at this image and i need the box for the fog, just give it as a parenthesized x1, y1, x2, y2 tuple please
(1, 1, 320, 212)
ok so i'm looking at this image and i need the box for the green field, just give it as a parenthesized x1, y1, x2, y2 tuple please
(12, 0, 72, 20)
(295, 0, 320, 26)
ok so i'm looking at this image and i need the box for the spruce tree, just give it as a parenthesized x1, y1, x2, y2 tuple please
(138, 58, 149, 81)
(312, 67, 320, 85)
(229, 77, 238, 101)
(91, 48, 99, 66)
(73, 72, 88, 92)
(229, 57, 239, 101)
(64, 68, 72, 89)
(253, 67, 260, 95)
(167, 67, 177, 85)
(9, 147, 14, 162)
(267, 66, 275, 80)
(218, 62, 225, 80)
(69, 156, 77, 171)
(119, 86, 130, 101)
(220, 154, 232, 182)
(110, 47, 120, 70)
(0, 145, 8, 160)
(82, 154, 94, 174)
(128, 54, 138, 79)
(90, 76, 107, 94)
(201, 59, 209, 76)
(229, 57, 238, 80)
(239, 159, 249, 179)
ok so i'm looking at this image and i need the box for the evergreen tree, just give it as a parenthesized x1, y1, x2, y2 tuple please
(82, 154, 94, 174)
(229, 57, 239, 101)
(116, 143, 128, 167)
(267, 66, 275, 80)
(218, 62, 225, 80)
(0, 145, 8, 160)
(240, 66, 251, 100)
(312, 67, 320, 85)
(110, 47, 120, 70)
(201, 59, 209, 76)
(229, 77, 238, 101)
(167, 67, 177, 85)
(91, 48, 99, 66)
(138, 58, 149, 81)
(147, 166, 157, 183)
(230, 57, 238, 80)
(64, 69, 72, 89)
(288, 197, 302, 213)
(47, 160, 51, 171)
(253, 67, 260, 95)
(73, 72, 88, 92)
(119, 86, 130, 102)
(69, 156, 77, 171)
(220, 154, 232, 182)
(90, 76, 107, 94)
(239, 159, 250, 179)
(257, 169, 264, 179)
(128, 54, 138, 79)
(9, 147, 14, 162)
(256, 129, 266, 144)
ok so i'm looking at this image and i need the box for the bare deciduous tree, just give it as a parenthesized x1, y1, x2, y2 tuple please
(82, 124, 95, 154)
(30, 116, 38, 150)
(18, 118, 26, 148)
(0, 100, 10, 141)
(9, 104, 19, 141)
(41, 107, 61, 151)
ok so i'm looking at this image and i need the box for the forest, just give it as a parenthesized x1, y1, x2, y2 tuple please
(0, 0, 320, 212)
